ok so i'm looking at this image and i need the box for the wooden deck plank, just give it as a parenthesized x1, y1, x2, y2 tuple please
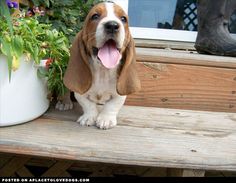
(126, 62, 236, 112)
(0, 105, 236, 171)
(136, 47, 236, 69)
(135, 39, 195, 51)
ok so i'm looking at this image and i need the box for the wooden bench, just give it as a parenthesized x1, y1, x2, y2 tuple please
(0, 104, 236, 176)
(0, 41, 236, 177)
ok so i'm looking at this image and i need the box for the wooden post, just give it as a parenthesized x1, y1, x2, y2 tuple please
(0, 156, 30, 177)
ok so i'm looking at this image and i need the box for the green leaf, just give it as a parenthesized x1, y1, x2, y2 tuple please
(11, 36, 24, 58)
(25, 42, 34, 55)
(44, 0, 50, 7)
(31, 0, 40, 6)
(55, 37, 66, 44)
(0, 38, 11, 56)
(69, 10, 80, 16)
(33, 46, 40, 64)
(46, 30, 54, 41)
(0, 0, 13, 36)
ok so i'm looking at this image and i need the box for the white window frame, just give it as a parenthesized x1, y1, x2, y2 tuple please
(113, 0, 236, 42)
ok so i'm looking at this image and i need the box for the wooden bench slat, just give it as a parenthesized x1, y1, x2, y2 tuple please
(44, 103, 236, 133)
(126, 62, 236, 112)
(135, 39, 195, 51)
(136, 47, 236, 69)
(0, 105, 236, 171)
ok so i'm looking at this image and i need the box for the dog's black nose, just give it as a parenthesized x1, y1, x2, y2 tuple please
(104, 21, 119, 34)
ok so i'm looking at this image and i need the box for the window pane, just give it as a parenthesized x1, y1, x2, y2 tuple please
(128, 0, 236, 33)
(128, 0, 197, 31)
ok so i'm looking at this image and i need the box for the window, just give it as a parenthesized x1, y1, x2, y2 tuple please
(114, 0, 236, 42)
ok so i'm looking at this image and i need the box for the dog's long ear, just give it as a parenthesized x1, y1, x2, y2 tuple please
(117, 38, 141, 95)
(63, 31, 92, 94)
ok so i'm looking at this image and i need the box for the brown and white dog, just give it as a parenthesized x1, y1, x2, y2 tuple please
(63, 1, 141, 129)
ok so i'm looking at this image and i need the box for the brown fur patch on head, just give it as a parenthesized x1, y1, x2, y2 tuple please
(81, 3, 107, 56)
(113, 3, 130, 54)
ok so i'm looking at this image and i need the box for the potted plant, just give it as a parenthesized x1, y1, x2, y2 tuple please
(0, 0, 69, 126)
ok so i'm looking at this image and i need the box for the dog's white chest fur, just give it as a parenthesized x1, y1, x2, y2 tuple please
(86, 59, 118, 105)
(74, 58, 126, 130)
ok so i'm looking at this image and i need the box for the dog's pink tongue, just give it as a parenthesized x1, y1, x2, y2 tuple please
(98, 40, 121, 69)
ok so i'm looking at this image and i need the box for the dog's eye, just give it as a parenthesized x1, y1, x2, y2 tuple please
(91, 13, 100, 20)
(121, 16, 127, 23)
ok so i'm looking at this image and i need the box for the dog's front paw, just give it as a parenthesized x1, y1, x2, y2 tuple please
(77, 112, 98, 126)
(96, 114, 117, 130)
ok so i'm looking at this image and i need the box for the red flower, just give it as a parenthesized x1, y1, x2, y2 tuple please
(45, 58, 53, 69)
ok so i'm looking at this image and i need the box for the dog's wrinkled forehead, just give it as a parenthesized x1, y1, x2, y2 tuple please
(89, 2, 127, 21)
(84, 2, 128, 33)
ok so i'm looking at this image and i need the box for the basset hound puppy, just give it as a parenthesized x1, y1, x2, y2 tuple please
(63, 1, 141, 129)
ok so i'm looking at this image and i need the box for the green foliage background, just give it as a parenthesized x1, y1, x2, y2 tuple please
(31, 0, 100, 42)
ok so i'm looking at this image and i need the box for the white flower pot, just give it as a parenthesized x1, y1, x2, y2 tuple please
(0, 55, 49, 126)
